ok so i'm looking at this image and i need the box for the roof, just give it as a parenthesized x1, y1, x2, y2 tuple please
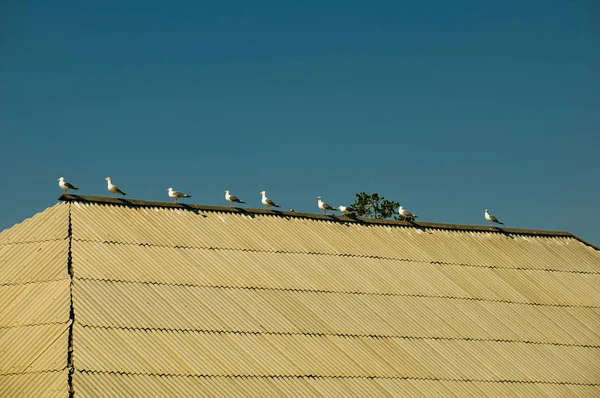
(1, 195, 600, 397)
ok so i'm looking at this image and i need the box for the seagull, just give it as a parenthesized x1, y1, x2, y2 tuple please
(104, 177, 127, 197)
(338, 205, 357, 216)
(225, 190, 245, 208)
(167, 187, 191, 203)
(57, 177, 79, 193)
(260, 191, 280, 209)
(485, 209, 504, 227)
(317, 196, 336, 215)
(398, 205, 418, 222)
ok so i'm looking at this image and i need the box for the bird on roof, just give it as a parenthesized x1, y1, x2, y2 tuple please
(399, 205, 418, 222)
(260, 191, 280, 209)
(317, 196, 336, 215)
(58, 177, 79, 193)
(104, 177, 126, 197)
(224, 190, 245, 208)
(167, 187, 191, 203)
(338, 205, 357, 216)
(485, 209, 504, 227)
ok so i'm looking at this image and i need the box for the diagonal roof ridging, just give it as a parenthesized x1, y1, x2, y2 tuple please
(0, 203, 71, 397)
(1, 194, 599, 397)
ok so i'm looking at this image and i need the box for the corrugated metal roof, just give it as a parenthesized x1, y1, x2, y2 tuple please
(72, 279, 600, 346)
(72, 240, 600, 307)
(1, 196, 600, 396)
(0, 240, 69, 285)
(0, 370, 69, 398)
(0, 280, 70, 327)
(0, 203, 69, 245)
(65, 197, 600, 396)
(72, 323, 600, 383)
(0, 323, 70, 374)
(72, 373, 600, 398)
(0, 203, 72, 396)
(69, 201, 600, 272)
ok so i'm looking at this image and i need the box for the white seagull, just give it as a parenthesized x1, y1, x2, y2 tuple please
(58, 177, 79, 193)
(104, 177, 126, 197)
(225, 190, 245, 208)
(338, 205, 357, 216)
(399, 205, 418, 222)
(485, 209, 504, 227)
(260, 191, 280, 209)
(317, 196, 336, 215)
(167, 187, 192, 203)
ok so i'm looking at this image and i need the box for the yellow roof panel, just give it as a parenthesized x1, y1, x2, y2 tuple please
(0, 279, 70, 327)
(0, 370, 68, 398)
(72, 372, 600, 398)
(73, 324, 600, 384)
(71, 241, 600, 307)
(0, 203, 68, 245)
(73, 279, 600, 346)
(0, 240, 69, 285)
(70, 203, 600, 273)
(0, 323, 70, 374)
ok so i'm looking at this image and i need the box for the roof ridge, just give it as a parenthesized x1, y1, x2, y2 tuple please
(59, 194, 598, 250)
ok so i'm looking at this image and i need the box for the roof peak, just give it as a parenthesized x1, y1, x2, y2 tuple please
(57, 194, 596, 248)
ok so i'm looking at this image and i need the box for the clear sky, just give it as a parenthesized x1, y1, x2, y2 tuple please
(1, 1, 599, 244)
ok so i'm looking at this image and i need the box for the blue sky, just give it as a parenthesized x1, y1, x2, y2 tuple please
(1, 1, 599, 244)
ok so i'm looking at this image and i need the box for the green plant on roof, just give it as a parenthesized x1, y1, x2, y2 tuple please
(352, 192, 400, 220)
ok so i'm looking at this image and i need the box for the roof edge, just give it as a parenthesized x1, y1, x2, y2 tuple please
(58, 194, 598, 250)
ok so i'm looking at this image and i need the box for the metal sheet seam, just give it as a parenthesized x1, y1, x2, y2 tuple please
(0, 238, 68, 247)
(70, 238, 600, 276)
(72, 370, 600, 386)
(0, 277, 71, 287)
(0, 369, 67, 377)
(75, 324, 600, 350)
(0, 321, 71, 331)
(72, 276, 600, 310)
(66, 201, 75, 398)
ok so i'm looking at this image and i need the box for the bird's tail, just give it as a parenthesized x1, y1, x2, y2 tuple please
(274, 204, 280, 208)
(497, 221, 504, 225)
(240, 200, 246, 204)
(184, 194, 192, 198)
(73, 187, 79, 191)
